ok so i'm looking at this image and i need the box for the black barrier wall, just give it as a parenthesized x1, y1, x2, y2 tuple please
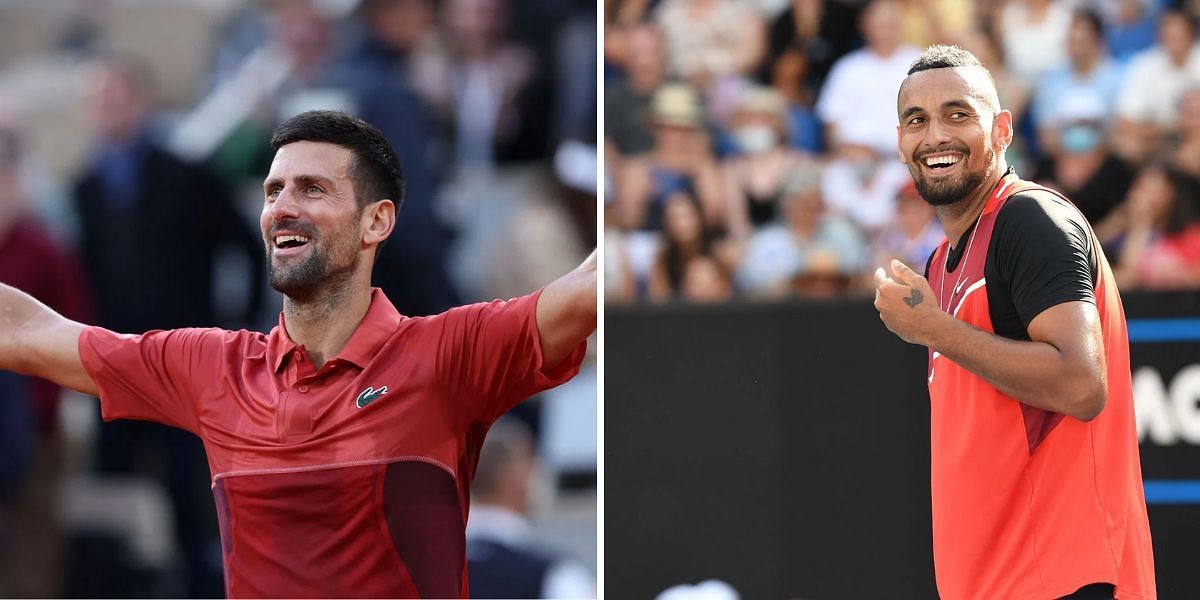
(607, 292, 1200, 599)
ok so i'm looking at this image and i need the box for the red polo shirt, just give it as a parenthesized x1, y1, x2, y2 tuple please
(78, 288, 586, 598)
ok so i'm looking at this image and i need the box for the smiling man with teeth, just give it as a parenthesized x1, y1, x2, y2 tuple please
(0, 110, 596, 598)
(873, 46, 1155, 600)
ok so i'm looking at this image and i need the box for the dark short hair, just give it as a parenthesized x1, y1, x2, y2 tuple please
(907, 44, 984, 76)
(1072, 8, 1105, 40)
(1162, 9, 1197, 35)
(904, 45, 1000, 113)
(270, 110, 405, 212)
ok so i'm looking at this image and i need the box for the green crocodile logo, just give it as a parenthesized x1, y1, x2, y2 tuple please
(356, 385, 389, 408)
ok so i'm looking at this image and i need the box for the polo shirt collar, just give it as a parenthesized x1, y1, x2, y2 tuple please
(268, 288, 403, 373)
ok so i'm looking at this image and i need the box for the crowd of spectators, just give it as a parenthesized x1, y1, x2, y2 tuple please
(0, 0, 596, 597)
(605, 0, 1200, 303)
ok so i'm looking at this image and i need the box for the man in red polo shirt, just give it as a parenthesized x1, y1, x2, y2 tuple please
(0, 110, 596, 598)
(874, 46, 1155, 599)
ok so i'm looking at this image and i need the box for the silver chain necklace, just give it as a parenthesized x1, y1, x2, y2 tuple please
(939, 207, 985, 314)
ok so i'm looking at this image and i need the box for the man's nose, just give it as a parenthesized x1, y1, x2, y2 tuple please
(925, 117, 954, 146)
(269, 186, 301, 220)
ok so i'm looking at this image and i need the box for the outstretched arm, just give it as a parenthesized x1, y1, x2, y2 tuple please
(0, 282, 97, 396)
(874, 260, 1106, 421)
(536, 249, 597, 370)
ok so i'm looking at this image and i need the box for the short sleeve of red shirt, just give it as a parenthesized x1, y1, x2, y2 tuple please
(79, 326, 229, 434)
(434, 288, 586, 425)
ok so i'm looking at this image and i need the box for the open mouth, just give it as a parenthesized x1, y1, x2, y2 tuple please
(272, 234, 312, 255)
(920, 151, 964, 174)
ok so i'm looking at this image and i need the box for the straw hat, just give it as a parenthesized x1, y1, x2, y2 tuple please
(650, 83, 704, 128)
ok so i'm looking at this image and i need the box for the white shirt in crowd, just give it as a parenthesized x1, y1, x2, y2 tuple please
(1116, 44, 1200, 127)
(1000, 0, 1072, 86)
(820, 158, 913, 232)
(815, 45, 922, 157)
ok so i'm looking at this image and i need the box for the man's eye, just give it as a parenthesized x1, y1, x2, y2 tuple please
(909, 116, 925, 125)
(950, 111, 967, 119)
(306, 185, 322, 194)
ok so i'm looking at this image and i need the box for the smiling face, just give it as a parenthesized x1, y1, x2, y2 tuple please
(896, 67, 1012, 207)
(261, 141, 382, 301)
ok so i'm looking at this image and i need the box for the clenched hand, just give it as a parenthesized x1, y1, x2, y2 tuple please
(873, 259, 946, 347)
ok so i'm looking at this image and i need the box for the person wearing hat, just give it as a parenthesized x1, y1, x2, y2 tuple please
(721, 85, 817, 240)
(612, 82, 723, 234)
(737, 163, 865, 299)
(1032, 91, 1135, 228)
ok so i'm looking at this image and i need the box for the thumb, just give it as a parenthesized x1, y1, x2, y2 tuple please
(873, 266, 892, 288)
(891, 259, 920, 285)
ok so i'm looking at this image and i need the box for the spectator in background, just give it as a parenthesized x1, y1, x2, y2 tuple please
(722, 86, 816, 239)
(72, 56, 264, 598)
(1113, 10, 1200, 163)
(412, 0, 552, 168)
(602, 0, 654, 80)
(1103, 0, 1160, 62)
(739, 165, 865, 299)
(0, 122, 89, 599)
(0, 125, 89, 446)
(680, 254, 735, 302)
(870, 180, 943, 279)
(819, 127, 912, 233)
(1172, 87, 1200, 179)
(604, 23, 666, 158)
(1105, 163, 1200, 289)
(767, 42, 823, 153)
(1032, 96, 1135, 228)
(653, 0, 766, 90)
(75, 55, 263, 343)
(999, 0, 1072, 86)
(1032, 9, 1123, 156)
(648, 190, 723, 301)
(816, 0, 920, 156)
(467, 418, 595, 599)
(896, 0, 974, 48)
(347, 0, 436, 77)
(603, 196, 638, 303)
(764, 0, 862, 99)
(613, 83, 723, 232)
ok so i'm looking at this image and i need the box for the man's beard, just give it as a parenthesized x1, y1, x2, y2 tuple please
(267, 225, 360, 303)
(912, 144, 995, 207)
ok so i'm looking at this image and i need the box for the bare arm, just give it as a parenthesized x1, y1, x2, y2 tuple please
(731, 9, 767, 76)
(874, 260, 1106, 421)
(535, 250, 597, 370)
(721, 160, 752, 240)
(614, 158, 653, 229)
(0, 282, 97, 396)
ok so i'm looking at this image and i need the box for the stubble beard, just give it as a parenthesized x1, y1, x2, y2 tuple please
(912, 144, 995, 208)
(267, 224, 360, 305)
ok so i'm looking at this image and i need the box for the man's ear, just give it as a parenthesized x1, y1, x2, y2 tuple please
(993, 109, 1014, 153)
(362, 199, 396, 249)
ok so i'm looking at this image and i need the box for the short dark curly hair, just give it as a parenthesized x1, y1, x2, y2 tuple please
(907, 44, 983, 76)
(270, 110, 405, 213)
(903, 45, 1000, 113)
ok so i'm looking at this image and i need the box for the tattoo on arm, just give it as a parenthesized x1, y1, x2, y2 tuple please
(903, 289, 923, 308)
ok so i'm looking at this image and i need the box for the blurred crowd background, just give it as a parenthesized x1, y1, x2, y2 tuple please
(0, 0, 596, 597)
(604, 0, 1200, 304)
